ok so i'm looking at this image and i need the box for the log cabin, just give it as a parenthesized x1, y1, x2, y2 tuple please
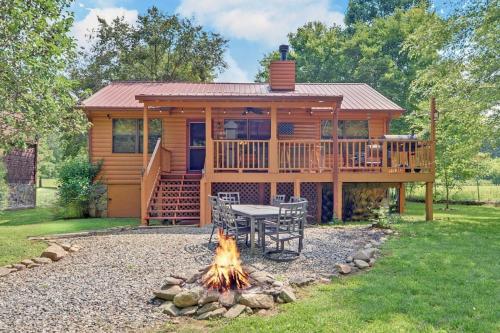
(80, 45, 435, 225)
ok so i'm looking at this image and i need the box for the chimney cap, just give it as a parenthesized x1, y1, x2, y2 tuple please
(279, 44, 289, 53)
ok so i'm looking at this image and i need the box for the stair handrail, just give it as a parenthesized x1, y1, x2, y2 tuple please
(141, 138, 162, 224)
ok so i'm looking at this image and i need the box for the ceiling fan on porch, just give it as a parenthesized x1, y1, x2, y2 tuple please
(242, 107, 264, 115)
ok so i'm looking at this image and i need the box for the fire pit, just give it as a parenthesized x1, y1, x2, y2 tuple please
(153, 230, 297, 320)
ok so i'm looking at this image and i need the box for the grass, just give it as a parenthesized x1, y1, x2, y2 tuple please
(164, 202, 500, 333)
(0, 188, 138, 266)
(407, 184, 500, 202)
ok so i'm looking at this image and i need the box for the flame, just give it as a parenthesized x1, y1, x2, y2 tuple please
(202, 229, 250, 292)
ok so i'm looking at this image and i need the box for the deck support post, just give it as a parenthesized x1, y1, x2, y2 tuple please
(294, 179, 301, 197)
(200, 180, 212, 227)
(316, 183, 323, 224)
(270, 182, 277, 202)
(398, 182, 405, 214)
(425, 182, 433, 221)
(332, 105, 342, 221)
(269, 104, 279, 174)
(140, 105, 149, 225)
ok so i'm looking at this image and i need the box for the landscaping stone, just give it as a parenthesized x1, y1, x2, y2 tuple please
(219, 291, 237, 307)
(352, 250, 370, 262)
(197, 307, 227, 320)
(196, 301, 221, 315)
(335, 263, 352, 275)
(13, 264, 26, 271)
(59, 243, 72, 251)
(186, 273, 200, 284)
(251, 271, 273, 284)
(0, 267, 11, 277)
(198, 289, 220, 305)
(369, 258, 376, 266)
(364, 248, 377, 258)
(161, 277, 184, 287)
(154, 285, 182, 301)
(224, 304, 247, 319)
(290, 276, 315, 287)
(68, 246, 81, 253)
(346, 256, 353, 263)
(20, 259, 34, 266)
(27, 263, 41, 269)
(278, 288, 297, 303)
(173, 289, 202, 308)
(178, 306, 198, 316)
(239, 293, 274, 309)
(354, 259, 370, 269)
(160, 302, 180, 317)
(272, 280, 284, 288)
(41, 245, 67, 261)
(32, 257, 52, 264)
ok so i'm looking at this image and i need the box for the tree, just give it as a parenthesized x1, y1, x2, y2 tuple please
(345, 0, 429, 26)
(0, 0, 87, 150)
(73, 6, 228, 94)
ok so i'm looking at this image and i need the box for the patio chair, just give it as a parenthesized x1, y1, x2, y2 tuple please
(219, 200, 251, 245)
(218, 192, 241, 204)
(208, 195, 225, 245)
(289, 196, 307, 203)
(271, 194, 286, 206)
(261, 201, 307, 261)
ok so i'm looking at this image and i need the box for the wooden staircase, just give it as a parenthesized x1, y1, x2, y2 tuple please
(147, 173, 201, 225)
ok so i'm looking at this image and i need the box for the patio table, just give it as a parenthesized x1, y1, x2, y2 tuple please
(230, 204, 282, 254)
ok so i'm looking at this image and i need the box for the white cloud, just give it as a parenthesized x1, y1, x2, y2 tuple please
(216, 52, 252, 82)
(72, 7, 138, 49)
(177, 0, 344, 46)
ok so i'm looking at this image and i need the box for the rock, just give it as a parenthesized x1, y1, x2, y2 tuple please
(346, 256, 353, 263)
(219, 291, 237, 307)
(250, 271, 273, 284)
(32, 257, 52, 265)
(352, 250, 370, 262)
(224, 304, 247, 319)
(161, 277, 184, 287)
(384, 229, 394, 235)
(13, 264, 26, 271)
(154, 285, 182, 301)
(196, 301, 221, 315)
(0, 267, 11, 277)
(290, 277, 315, 287)
(239, 293, 274, 309)
(364, 248, 377, 258)
(272, 280, 284, 288)
(242, 265, 257, 274)
(59, 243, 72, 251)
(68, 245, 81, 253)
(170, 273, 187, 281)
(21, 259, 34, 266)
(369, 258, 376, 267)
(364, 243, 373, 249)
(354, 259, 370, 269)
(335, 263, 352, 275)
(27, 263, 41, 269)
(173, 289, 202, 308)
(278, 288, 296, 303)
(197, 307, 227, 320)
(256, 309, 268, 316)
(41, 245, 67, 261)
(186, 273, 201, 284)
(198, 289, 220, 305)
(319, 277, 331, 284)
(179, 306, 198, 316)
(160, 302, 180, 316)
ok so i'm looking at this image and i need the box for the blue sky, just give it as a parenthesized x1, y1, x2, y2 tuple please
(71, 0, 448, 82)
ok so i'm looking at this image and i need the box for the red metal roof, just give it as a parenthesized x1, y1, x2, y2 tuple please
(81, 81, 404, 112)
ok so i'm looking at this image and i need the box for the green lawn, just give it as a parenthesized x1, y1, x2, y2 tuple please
(168, 203, 499, 333)
(407, 184, 500, 203)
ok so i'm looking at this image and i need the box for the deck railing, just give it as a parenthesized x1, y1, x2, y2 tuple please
(212, 138, 433, 174)
(213, 140, 269, 172)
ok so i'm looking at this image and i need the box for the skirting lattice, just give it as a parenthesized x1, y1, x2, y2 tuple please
(212, 183, 270, 205)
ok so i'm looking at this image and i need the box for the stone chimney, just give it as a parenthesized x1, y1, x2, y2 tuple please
(269, 45, 295, 91)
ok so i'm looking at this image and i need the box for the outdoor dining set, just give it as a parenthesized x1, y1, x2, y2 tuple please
(208, 192, 308, 261)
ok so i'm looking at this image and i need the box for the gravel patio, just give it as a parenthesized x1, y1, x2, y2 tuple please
(0, 225, 384, 332)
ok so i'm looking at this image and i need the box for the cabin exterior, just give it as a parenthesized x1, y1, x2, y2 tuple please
(80, 51, 435, 225)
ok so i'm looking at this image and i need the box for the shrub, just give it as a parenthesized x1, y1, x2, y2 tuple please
(56, 157, 102, 218)
(0, 161, 8, 210)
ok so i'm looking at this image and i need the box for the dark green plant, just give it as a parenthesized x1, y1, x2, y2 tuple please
(56, 157, 102, 218)
(0, 161, 8, 210)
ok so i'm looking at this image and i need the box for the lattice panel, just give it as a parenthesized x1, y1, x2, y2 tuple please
(300, 182, 318, 223)
(3, 146, 36, 184)
(212, 183, 270, 204)
(277, 183, 293, 201)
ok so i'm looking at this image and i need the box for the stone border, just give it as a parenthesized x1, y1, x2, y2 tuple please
(0, 242, 81, 278)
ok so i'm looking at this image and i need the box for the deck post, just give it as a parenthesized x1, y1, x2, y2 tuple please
(205, 106, 214, 175)
(140, 105, 149, 225)
(398, 182, 405, 214)
(332, 105, 342, 221)
(316, 183, 323, 223)
(199, 180, 212, 227)
(294, 179, 301, 197)
(425, 182, 433, 221)
(270, 182, 277, 201)
(269, 104, 279, 173)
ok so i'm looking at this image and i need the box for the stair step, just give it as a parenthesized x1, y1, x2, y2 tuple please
(150, 204, 200, 208)
(148, 209, 200, 213)
(147, 216, 200, 220)
(154, 190, 200, 194)
(151, 196, 200, 200)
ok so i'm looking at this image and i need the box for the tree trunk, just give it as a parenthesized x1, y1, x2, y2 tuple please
(476, 179, 480, 202)
(444, 169, 450, 210)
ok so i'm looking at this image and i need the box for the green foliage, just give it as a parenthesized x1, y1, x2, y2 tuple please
(0, 0, 87, 150)
(345, 0, 429, 25)
(72, 6, 228, 94)
(56, 157, 102, 218)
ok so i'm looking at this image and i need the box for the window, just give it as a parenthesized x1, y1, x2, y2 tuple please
(223, 119, 270, 140)
(320, 120, 369, 139)
(112, 119, 162, 153)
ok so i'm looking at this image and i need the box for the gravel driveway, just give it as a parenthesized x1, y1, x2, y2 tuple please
(0, 225, 382, 332)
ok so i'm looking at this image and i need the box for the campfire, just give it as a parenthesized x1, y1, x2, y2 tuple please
(202, 229, 250, 292)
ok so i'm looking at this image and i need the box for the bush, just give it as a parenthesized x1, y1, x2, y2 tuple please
(0, 161, 8, 210)
(56, 157, 102, 218)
